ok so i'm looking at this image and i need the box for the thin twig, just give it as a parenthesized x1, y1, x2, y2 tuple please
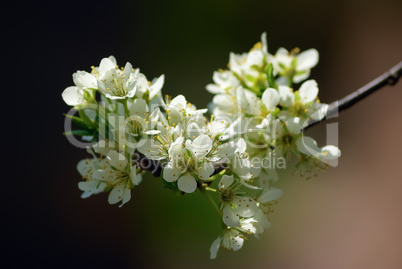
(305, 61, 402, 130)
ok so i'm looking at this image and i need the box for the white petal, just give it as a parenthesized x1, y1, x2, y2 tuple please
(177, 175, 197, 193)
(254, 209, 271, 230)
(241, 88, 260, 115)
(163, 162, 182, 182)
(296, 136, 320, 155)
(276, 47, 289, 56)
(130, 166, 142, 185)
(278, 85, 294, 107)
(239, 219, 257, 235)
(208, 142, 237, 162)
(223, 205, 240, 227)
(185, 134, 213, 159)
(309, 103, 328, 120)
(218, 175, 234, 190)
(207, 120, 227, 138)
(120, 187, 132, 207)
(320, 145, 341, 160)
(93, 164, 119, 182)
(99, 57, 116, 75)
(130, 98, 148, 116)
(108, 183, 125, 204)
(149, 108, 168, 127)
(187, 122, 205, 138)
(297, 49, 319, 70)
(137, 139, 165, 160)
(108, 55, 117, 65)
(123, 62, 133, 79)
(206, 84, 225, 94)
(106, 150, 128, 171)
(230, 235, 244, 251)
(234, 138, 247, 154)
(261, 32, 268, 53)
(73, 71, 97, 89)
(62, 86, 84, 106)
(170, 95, 187, 108)
(78, 180, 105, 198)
(212, 94, 235, 110)
(286, 117, 302, 134)
(293, 70, 311, 84)
(235, 197, 258, 218)
(150, 74, 165, 99)
(168, 137, 186, 159)
(299, 80, 318, 104)
(261, 88, 279, 110)
(258, 188, 283, 203)
(209, 237, 222, 259)
(197, 162, 214, 180)
(167, 108, 181, 125)
(76, 159, 91, 177)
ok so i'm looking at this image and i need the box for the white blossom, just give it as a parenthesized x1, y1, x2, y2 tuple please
(269, 47, 319, 84)
(97, 57, 138, 100)
(278, 80, 328, 120)
(218, 175, 259, 227)
(93, 150, 141, 207)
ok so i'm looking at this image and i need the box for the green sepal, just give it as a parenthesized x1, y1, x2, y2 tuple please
(294, 91, 301, 102)
(245, 74, 258, 83)
(291, 57, 298, 69)
(270, 107, 281, 117)
(104, 185, 113, 193)
(160, 170, 181, 194)
(142, 90, 150, 103)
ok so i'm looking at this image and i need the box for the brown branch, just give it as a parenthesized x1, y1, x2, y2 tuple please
(305, 61, 402, 129)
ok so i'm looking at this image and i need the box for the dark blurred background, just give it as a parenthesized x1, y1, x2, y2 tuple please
(6, 0, 402, 268)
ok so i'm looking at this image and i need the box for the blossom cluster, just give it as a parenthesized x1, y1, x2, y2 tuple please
(62, 33, 340, 258)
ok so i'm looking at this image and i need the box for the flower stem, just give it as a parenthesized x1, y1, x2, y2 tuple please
(200, 187, 221, 216)
(305, 61, 402, 130)
(205, 186, 217, 192)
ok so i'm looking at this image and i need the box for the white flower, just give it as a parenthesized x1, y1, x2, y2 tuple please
(77, 158, 107, 198)
(93, 150, 141, 207)
(229, 33, 269, 92)
(218, 175, 259, 227)
(97, 57, 138, 100)
(163, 135, 215, 193)
(132, 72, 165, 100)
(223, 138, 261, 188)
(238, 208, 271, 239)
(112, 100, 166, 153)
(278, 80, 328, 120)
(269, 47, 319, 84)
(294, 135, 341, 178)
(137, 122, 182, 161)
(165, 95, 208, 126)
(206, 70, 240, 95)
(261, 87, 280, 114)
(274, 117, 307, 158)
(210, 229, 245, 259)
(62, 71, 98, 106)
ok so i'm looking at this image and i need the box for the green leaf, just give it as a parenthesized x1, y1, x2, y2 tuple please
(64, 114, 89, 130)
(63, 129, 92, 136)
(265, 63, 278, 89)
(78, 109, 96, 130)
